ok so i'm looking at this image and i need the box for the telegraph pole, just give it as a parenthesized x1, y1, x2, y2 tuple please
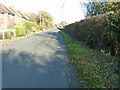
(61, 0, 65, 22)
(40, 13, 41, 27)
(60, 0, 66, 28)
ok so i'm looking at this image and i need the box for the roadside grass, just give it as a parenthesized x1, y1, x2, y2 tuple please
(61, 31, 118, 88)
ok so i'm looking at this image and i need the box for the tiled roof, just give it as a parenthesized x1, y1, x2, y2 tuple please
(22, 14, 31, 21)
(17, 11, 31, 21)
(9, 7, 22, 17)
(17, 11, 25, 18)
(9, 8, 32, 21)
(0, 3, 32, 21)
(0, 3, 14, 15)
(0, 4, 7, 13)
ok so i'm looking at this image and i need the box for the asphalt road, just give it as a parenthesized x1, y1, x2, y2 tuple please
(2, 29, 76, 88)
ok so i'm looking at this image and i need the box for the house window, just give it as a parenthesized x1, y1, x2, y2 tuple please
(10, 15, 13, 19)
(0, 14, 3, 19)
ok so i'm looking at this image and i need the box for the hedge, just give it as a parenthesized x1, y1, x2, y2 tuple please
(12, 22, 43, 37)
(12, 25, 27, 37)
(62, 10, 120, 56)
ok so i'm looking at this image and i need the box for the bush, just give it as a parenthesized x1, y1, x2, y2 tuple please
(36, 26, 43, 31)
(62, 11, 120, 56)
(10, 31, 14, 37)
(12, 22, 43, 37)
(12, 26, 27, 37)
(23, 22, 35, 31)
(23, 22, 43, 32)
(3, 31, 15, 39)
(4, 32, 11, 39)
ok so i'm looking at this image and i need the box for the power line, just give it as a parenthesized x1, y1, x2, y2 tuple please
(61, 0, 65, 8)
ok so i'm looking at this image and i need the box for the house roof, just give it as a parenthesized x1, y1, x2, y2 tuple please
(0, 3, 14, 15)
(9, 7, 22, 17)
(17, 11, 26, 18)
(18, 12, 32, 21)
(0, 3, 32, 22)
(22, 14, 31, 21)
(9, 7, 32, 21)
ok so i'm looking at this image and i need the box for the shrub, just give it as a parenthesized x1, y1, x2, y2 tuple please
(10, 31, 14, 37)
(23, 22, 34, 31)
(12, 22, 43, 37)
(62, 11, 120, 56)
(36, 26, 43, 31)
(12, 26, 27, 37)
(23, 22, 43, 32)
(3, 31, 15, 39)
(4, 32, 11, 39)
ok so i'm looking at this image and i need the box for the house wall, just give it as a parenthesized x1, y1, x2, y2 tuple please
(14, 16, 19, 25)
(8, 14, 15, 28)
(0, 13, 15, 29)
(3, 13, 9, 29)
(0, 13, 4, 28)
(14, 15, 23, 26)
(0, 5, 32, 29)
(22, 18, 25, 23)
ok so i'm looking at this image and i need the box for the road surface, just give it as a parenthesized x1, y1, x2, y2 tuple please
(2, 29, 76, 88)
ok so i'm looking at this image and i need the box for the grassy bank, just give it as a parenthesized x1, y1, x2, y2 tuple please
(61, 31, 118, 88)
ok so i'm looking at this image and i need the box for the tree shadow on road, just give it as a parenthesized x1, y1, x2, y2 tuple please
(2, 30, 76, 88)
(2, 48, 68, 88)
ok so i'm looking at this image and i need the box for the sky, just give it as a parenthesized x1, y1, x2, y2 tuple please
(1, 0, 86, 24)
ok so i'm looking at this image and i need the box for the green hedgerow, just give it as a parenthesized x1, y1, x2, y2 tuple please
(12, 26, 27, 37)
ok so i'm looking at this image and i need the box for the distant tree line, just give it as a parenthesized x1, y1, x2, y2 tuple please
(29, 11, 54, 29)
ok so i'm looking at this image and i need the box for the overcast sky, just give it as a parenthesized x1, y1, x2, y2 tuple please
(1, 0, 86, 24)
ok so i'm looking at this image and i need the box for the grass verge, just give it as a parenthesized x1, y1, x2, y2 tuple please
(61, 31, 118, 88)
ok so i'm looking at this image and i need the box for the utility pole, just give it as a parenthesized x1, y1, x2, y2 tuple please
(60, 0, 66, 28)
(40, 14, 41, 26)
(42, 18, 44, 27)
(40, 13, 42, 27)
(61, 0, 65, 22)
